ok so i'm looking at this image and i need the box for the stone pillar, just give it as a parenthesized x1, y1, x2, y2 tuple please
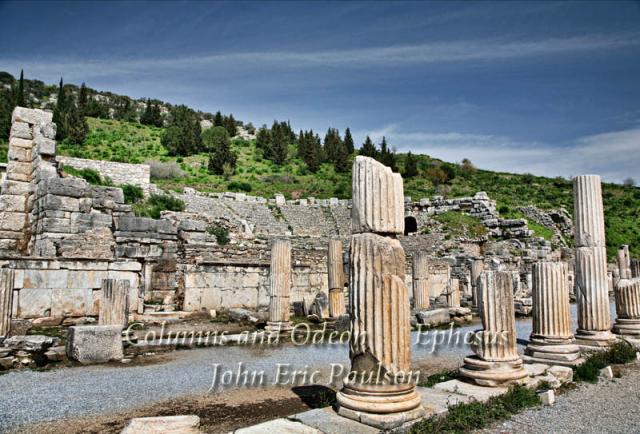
(524, 262, 583, 366)
(327, 238, 346, 318)
(99, 279, 130, 328)
(266, 238, 292, 332)
(336, 156, 424, 429)
(412, 251, 430, 311)
(631, 259, 640, 279)
(447, 278, 460, 308)
(613, 278, 640, 344)
(470, 258, 483, 307)
(0, 269, 14, 337)
(617, 245, 632, 281)
(572, 175, 615, 348)
(460, 271, 527, 386)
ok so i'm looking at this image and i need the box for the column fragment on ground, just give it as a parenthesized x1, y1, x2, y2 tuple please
(412, 251, 430, 311)
(266, 238, 292, 331)
(572, 175, 615, 348)
(524, 262, 583, 366)
(99, 279, 130, 328)
(336, 156, 424, 429)
(327, 238, 346, 318)
(0, 269, 14, 337)
(613, 278, 640, 344)
(459, 271, 527, 386)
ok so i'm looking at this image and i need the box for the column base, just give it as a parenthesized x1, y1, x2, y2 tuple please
(575, 329, 617, 351)
(523, 338, 584, 367)
(336, 381, 425, 429)
(613, 318, 640, 336)
(264, 321, 293, 332)
(459, 356, 528, 387)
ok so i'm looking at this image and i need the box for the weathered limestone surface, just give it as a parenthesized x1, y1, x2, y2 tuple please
(632, 259, 640, 279)
(327, 238, 346, 318)
(412, 251, 430, 310)
(617, 245, 632, 281)
(0, 269, 14, 336)
(524, 262, 583, 366)
(572, 175, 615, 348)
(351, 156, 404, 235)
(446, 278, 461, 308)
(121, 415, 200, 434)
(57, 156, 151, 195)
(337, 156, 424, 429)
(266, 239, 292, 331)
(99, 279, 129, 328)
(66, 325, 123, 364)
(613, 278, 640, 340)
(460, 271, 527, 386)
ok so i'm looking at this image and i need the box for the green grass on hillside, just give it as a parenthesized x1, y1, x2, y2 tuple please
(4, 117, 638, 259)
(431, 211, 487, 239)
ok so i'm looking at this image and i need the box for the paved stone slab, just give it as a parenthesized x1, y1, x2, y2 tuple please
(289, 407, 379, 434)
(524, 362, 550, 377)
(121, 415, 200, 433)
(433, 379, 508, 402)
(234, 418, 322, 433)
(416, 386, 472, 415)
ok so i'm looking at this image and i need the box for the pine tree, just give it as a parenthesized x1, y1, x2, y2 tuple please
(359, 136, 378, 158)
(323, 128, 342, 164)
(206, 127, 237, 175)
(15, 69, 25, 107)
(64, 94, 89, 145)
(213, 111, 223, 127)
(255, 125, 272, 157)
(0, 90, 12, 140)
(223, 114, 237, 137)
(379, 136, 396, 170)
(140, 98, 163, 126)
(78, 83, 88, 114)
(53, 78, 68, 141)
(404, 151, 418, 178)
(269, 121, 288, 165)
(161, 105, 202, 156)
(343, 127, 354, 155)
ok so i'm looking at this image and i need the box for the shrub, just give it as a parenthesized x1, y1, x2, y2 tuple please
(133, 194, 185, 219)
(146, 160, 184, 179)
(417, 370, 458, 388)
(121, 184, 144, 204)
(227, 181, 252, 193)
(63, 166, 113, 186)
(207, 224, 230, 245)
(573, 341, 636, 382)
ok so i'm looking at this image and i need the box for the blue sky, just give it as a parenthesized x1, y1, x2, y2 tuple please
(1, 1, 639, 182)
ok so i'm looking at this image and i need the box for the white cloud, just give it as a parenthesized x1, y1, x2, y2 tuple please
(363, 125, 640, 184)
(1, 32, 638, 81)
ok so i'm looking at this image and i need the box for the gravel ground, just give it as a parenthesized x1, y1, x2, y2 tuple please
(482, 362, 640, 434)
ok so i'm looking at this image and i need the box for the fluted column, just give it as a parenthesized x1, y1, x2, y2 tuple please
(412, 251, 430, 310)
(524, 262, 582, 366)
(613, 278, 640, 341)
(99, 279, 130, 328)
(631, 259, 640, 279)
(266, 238, 292, 331)
(471, 258, 483, 307)
(572, 175, 615, 347)
(0, 270, 14, 337)
(447, 278, 460, 308)
(460, 271, 527, 386)
(336, 156, 424, 428)
(327, 238, 346, 318)
(617, 245, 632, 281)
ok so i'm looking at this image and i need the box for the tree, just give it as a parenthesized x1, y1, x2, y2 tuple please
(425, 166, 448, 186)
(359, 136, 378, 158)
(161, 105, 202, 156)
(207, 127, 237, 175)
(114, 96, 136, 122)
(52, 78, 68, 141)
(460, 158, 476, 175)
(141, 99, 163, 127)
(298, 129, 323, 172)
(0, 89, 12, 140)
(78, 83, 88, 114)
(623, 177, 636, 187)
(404, 151, 418, 178)
(378, 136, 396, 170)
(223, 114, 237, 137)
(323, 128, 342, 164)
(255, 125, 271, 157)
(343, 127, 354, 154)
(14, 69, 25, 108)
(63, 94, 89, 145)
(213, 111, 223, 127)
(269, 121, 288, 164)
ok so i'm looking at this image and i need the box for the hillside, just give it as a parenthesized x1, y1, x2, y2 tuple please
(41, 117, 638, 259)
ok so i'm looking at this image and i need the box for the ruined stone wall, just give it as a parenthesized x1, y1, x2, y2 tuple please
(57, 156, 151, 194)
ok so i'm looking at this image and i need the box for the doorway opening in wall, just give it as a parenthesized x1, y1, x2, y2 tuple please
(404, 216, 418, 235)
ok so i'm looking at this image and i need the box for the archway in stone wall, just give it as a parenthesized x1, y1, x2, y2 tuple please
(404, 216, 418, 235)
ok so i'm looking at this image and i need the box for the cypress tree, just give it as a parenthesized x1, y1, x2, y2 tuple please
(64, 94, 89, 145)
(269, 121, 288, 164)
(78, 83, 88, 114)
(53, 78, 68, 141)
(359, 136, 378, 158)
(404, 151, 418, 178)
(343, 127, 354, 155)
(323, 128, 342, 164)
(15, 69, 25, 107)
(161, 105, 202, 156)
(213, 111, 223, 127)
(223, 114, 237, 137)
(207, 127, 237, 175)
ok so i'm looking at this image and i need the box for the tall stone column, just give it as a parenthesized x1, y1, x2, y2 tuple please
(266, 238, 292, 332)
(613, 278, 640, 344)
(412, 251, 430, 311)
(617, 245, 632, 281)
(446, 278, 460, 308)
(470, 258, 483, 307)
(524, 262, 583, 366)
(0, 269, 14, 338)
(99, 279, 130, 328)
(327, 238, 346, 318)
(460, 271, 527, 386)
(336, 156, 425, 429)
(572, 175, 615, 348)
(631, 259, 640, 279)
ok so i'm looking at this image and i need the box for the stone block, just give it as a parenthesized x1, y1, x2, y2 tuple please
(66, 325, 123, 364)
(7, 146, 31, 162)
(6, 161, 31, 181)
(433, 380, 508, 403)
(38, 217, 72, 233)
(9, 121, 32, 140)
(41, 194, 80, 212)
(17, 288, 53, 318)
(416, 386, 470, 415)
(0, 195, 26, 212)
(8, 137, 33, 149)
(289, 407, 378, 434)
(4, 335, 59, 351)
(34, 135, 56, 156)
(0, 212, 25, 232)
(42, 177, 88, 198)
(12, 107, 53, 125)
(2, 180, 31, 196)
(38, 121, 56, 140)
(235, 418, 322, 434)
(121, 415, 201, 434)
(416, 308, 450, 327)
(538, 389, 555, 406)
(22, 269, 69, 289)
(51, 287, 93, 317)
(599, 366, 613, 379)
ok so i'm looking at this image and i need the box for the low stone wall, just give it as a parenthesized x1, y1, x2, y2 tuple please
(57, 156, 151, 193)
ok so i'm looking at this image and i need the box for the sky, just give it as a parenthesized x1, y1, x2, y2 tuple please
(1, 1, 639, 183)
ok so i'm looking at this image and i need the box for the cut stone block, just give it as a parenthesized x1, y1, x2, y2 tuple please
(289, 407, 379, 434)
(66, 325, 123, 364)
(121, 415, 200, 434)
(234, 418, 322, 434)
(433, 379, 508, 403)
(416, 386, 471, 415)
